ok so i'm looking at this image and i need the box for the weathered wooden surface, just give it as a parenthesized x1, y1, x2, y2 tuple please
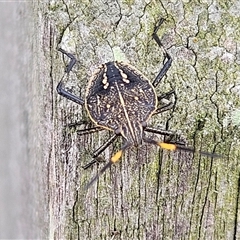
(0, 2, 49, 239)
(3, 0, 239, 239)
(46, 0, 240, 239)
(45, 1, 240, 239)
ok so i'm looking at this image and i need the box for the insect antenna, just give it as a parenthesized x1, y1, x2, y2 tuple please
(172, 144, 222, 158)
(85, 161, 112, 189)
(143, 137, 221, 158)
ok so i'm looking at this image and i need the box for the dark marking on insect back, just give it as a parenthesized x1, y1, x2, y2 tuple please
(85, 61, 157, 132)
(105, 62, 122, 81)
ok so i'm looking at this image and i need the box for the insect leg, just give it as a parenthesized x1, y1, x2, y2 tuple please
(145, 126, 187, 146)
(57, 82, 84, 105)
(152, 18, 172, 88)
(58, 48, 77, 73)
(153, 90, 176, 115)
(77, 127, 104, 136)
(143, 129, 221, 158)
(57, 48, 84, 105)
(85, 141, 131, 189)
(157, 89, 175, 102)
(82, 134, 119, 170)
(145, 126, 175, 138)
(66, 120, 89, 128)
(154, 102, 174, 115)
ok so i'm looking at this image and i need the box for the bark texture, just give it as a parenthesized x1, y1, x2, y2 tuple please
(37, 0, 240, 239)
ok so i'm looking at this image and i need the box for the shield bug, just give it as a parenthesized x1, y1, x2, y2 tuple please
(57, 18, 220, 188)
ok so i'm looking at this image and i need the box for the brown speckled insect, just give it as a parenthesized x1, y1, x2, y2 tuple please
(57, 18, 220, 188)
